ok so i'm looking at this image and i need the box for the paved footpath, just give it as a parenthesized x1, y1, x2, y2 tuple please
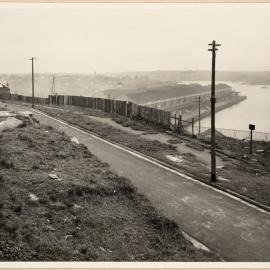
(10, 104, 270, 261)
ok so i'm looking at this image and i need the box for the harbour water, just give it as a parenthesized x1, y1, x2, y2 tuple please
(184, 81, 270, 134)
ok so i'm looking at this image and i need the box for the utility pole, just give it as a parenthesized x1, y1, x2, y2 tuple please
(51, 75, 56, 95)
(93, 71, 96, 93)
(208, 40, 221, 183)
(29, 57, 36, 108)
(195, 95, 201, 135)
(198, 96, 201, 135)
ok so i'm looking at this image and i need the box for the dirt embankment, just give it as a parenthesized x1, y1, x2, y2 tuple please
(0, 118, 219, 261)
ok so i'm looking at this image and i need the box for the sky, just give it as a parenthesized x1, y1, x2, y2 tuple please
(0, 3, 270, 74)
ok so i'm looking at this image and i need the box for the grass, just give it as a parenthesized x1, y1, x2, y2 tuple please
(167, 139, 183, 145)
(202, 135, 270, 206)
(0, 120, 219, 261)
(37, 106, 178, 162)
(41, 104, 163, 135)
(111, 115, 161, 134)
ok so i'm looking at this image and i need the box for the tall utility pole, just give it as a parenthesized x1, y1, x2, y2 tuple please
(29, 57, 36, 108)
(198, 96, 201, 134)
(195, 96, 201, 135)
(51, 75, 56, 95)
(93, 71, 96, 93)
(208, 40, 221, 183)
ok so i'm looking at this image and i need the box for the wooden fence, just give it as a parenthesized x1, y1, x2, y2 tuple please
(8, 93, 49, 105)
(48, 95, 171, 128)
(1, 93, 171, 128)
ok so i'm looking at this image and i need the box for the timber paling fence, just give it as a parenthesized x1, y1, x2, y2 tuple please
(5, 93, 171, 128)
(9, 93, 49, 105)
(4, 93, 270, 142)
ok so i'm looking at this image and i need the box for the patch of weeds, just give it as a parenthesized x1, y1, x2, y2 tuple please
(55, 151, 69, 159)
(149, 215, 179, 233)
(32, 163, 40, 170)
(3, 220, 19, 234)
(33, 118, 40, 124)
(182, 152, 197, 161)
(45, 125, 54, 130)
(0, 240, 28, 261)
(167, 139, 183, 145)
(13, 205, 22, 215)
(116, 177, 137, 198)
(17, 133, 34, 143)
(186, 142, 205, 152)
(48, 139, 56, 145)
(0, 159, 14, 169)
(0, 174, 6, 183)
(2, 128, 13, 133)
(141, 131, 158, 135)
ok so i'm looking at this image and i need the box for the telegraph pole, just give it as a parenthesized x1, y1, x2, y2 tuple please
(29, 57, 36, 108)
(51, 75, 55, 95)
(195, 95, 201, 134)
(198, 96, 201, 134)
(208, 40, 221, 183)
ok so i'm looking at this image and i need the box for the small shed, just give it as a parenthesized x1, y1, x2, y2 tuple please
(0, 83, 11, 100)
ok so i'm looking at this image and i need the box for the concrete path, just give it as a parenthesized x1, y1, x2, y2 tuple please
(9, 104, 270, 261)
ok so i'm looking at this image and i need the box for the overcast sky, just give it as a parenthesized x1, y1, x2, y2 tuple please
(0, 3, 270, 74)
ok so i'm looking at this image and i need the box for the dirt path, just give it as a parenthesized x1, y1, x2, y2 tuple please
(7, 103, 270, 262)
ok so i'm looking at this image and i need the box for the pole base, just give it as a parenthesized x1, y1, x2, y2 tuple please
(211, 173, 217, 183)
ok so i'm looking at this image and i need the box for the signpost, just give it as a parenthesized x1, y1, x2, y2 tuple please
(249, 124, 255, 154)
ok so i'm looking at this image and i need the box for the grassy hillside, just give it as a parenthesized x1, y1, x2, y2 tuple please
(0, 120, 219, 261)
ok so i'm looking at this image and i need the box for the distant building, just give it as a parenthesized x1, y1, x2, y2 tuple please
(0, 83, 11, 99)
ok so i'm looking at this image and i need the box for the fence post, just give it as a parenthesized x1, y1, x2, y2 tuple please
(174, 113, 177, 133)
(250, 129, 253, 154)
(178, 115, 182, 134)
(192, 117, 194, 136)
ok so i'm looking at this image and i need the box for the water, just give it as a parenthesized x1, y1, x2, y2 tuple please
(183, 81, 270, 134)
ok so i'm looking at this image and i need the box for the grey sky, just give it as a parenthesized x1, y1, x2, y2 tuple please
(0, 3, 270, 73)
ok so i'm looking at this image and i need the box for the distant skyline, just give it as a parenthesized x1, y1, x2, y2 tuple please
(1, 3, 270, 73)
